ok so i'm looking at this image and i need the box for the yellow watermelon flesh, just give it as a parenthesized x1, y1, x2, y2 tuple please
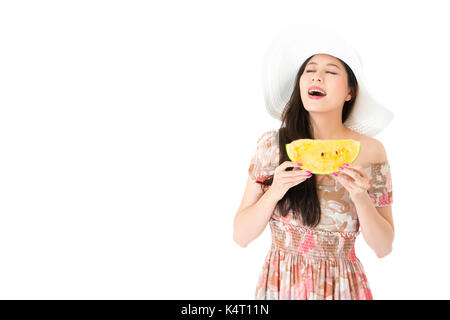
(285, 139, 361, 175)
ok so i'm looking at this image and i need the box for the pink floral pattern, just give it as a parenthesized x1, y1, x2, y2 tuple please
(247, 130, 394, 300)
(255, 214, 372, 299)
(365, 159, 393, 207)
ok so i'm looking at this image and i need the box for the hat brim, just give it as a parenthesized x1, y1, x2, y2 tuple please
(261, 24, 394, 137)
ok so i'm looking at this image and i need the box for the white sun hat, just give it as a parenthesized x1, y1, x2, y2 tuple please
(262, 23, 394, 137)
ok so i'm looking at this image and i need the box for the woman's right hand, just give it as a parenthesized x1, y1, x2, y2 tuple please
(267, 161, 312, 201)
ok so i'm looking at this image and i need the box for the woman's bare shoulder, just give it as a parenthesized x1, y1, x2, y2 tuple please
(346, 130, 386, 166)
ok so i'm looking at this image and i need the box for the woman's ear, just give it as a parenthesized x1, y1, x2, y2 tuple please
(345, 89, 353, 101)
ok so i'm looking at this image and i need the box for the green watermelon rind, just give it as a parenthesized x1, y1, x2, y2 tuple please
(285, 140, 361, 175)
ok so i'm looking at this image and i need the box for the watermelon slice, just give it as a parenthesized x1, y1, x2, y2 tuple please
(285, 139, 361, 175)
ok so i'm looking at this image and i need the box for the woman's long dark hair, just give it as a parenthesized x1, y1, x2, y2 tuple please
(259, 54, 359, 228)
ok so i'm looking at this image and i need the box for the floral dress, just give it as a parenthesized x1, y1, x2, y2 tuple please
(247, 130, 393, 300)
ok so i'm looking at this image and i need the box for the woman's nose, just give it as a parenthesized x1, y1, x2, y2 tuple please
(311, 72, 322, 82)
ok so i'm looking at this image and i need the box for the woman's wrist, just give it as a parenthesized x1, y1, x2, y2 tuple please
(264, 188, 281, 204)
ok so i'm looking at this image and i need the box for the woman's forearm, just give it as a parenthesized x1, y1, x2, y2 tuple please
(233, 189, 279, 248)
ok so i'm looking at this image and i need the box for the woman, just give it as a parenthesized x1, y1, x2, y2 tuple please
(233, 26, 395, 300)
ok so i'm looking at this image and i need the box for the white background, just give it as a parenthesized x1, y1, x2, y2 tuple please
(0, 0, 448, 299)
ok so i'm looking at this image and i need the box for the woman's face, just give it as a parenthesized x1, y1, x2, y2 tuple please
(299, 54, 352, 112)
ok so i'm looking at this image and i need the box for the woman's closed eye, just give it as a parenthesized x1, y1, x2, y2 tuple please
(306, 70, 336, 74)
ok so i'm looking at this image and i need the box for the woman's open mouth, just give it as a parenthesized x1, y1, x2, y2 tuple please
(308, 92, 326, 100)
(308, 88, 327, 100)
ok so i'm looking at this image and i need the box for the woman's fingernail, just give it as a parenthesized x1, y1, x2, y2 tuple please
(343, 163, 349, 167)
(338, 167, 344, 170)
(332, 172, 338, 176)
(306, 171, 311, 174)
(297, 163, 302, 166)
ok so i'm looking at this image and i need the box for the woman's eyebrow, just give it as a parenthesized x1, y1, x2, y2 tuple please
(306, 62, 341, 70)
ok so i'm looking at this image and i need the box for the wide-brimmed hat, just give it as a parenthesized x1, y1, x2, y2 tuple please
(262, 23, 394, 137)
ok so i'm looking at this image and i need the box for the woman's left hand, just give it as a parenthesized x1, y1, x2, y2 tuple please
(332, 164, 371, 198)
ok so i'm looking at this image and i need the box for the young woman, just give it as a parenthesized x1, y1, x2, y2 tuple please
(233, 27, 395, 300)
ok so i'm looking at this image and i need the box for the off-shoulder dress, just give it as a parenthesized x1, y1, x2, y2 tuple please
(247, 130, 393, 300)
